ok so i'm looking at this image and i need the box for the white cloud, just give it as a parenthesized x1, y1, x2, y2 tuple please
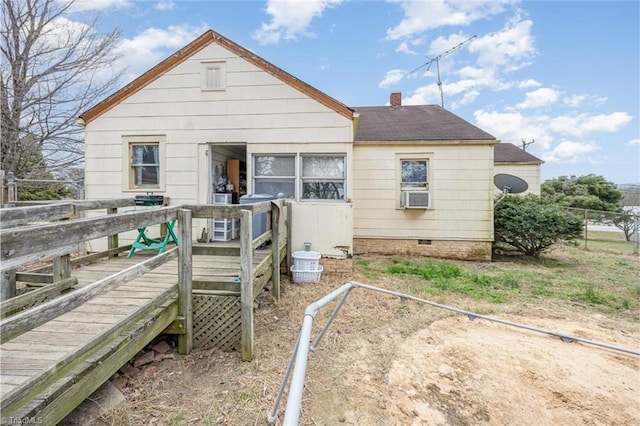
(474, 108, 633, 151)
(563, 94, 586, 108)
(67, 0, 131, 12)
(474, 109, 554, 150)
(154, 1, 175, 11)
(396, 41, 416, 55)
(379, 70, 406, 88)
(549, 112, 632, 136)
(469, 15, 536, 72)
(252, 0, 343, 45)
(516, 87, 560, 109)
(541, 140, 601, 164)
(402, 84, 442, 105)
(454, 89, 480, 107)
(386, 0, 516, 40)
(628, 139, 640, 146)
(115, 24, 208, 82)
(517, 79, 541, 88)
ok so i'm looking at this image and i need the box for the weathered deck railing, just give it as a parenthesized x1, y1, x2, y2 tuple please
(0, 205, 192, 423)
(184, 199, 288, 360)
(0, 199, 139, 301)
(0, 206, 183, 337)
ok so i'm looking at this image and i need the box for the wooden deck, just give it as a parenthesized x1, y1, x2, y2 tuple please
(0, 244, 280, 423)
(0, 199, 289, 424)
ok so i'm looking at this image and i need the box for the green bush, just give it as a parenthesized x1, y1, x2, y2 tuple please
(494, 194, 583, 256)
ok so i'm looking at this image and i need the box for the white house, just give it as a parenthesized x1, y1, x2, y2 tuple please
(80, 29, 540, 263)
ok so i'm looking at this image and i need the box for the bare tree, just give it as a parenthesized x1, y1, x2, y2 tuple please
(1, 0, 122, 177)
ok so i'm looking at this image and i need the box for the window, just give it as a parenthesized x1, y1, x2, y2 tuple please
(396, 155, 431, 209)
(130, 143, 160, 188)
(301, 155, 345, 200)
(252, 153, 347, 201)
(253, 155, 296, 198)
(201, 61, 226, 90)
(401, 160, 428, 190)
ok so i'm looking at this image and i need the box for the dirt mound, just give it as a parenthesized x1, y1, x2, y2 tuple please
(379, 316, 639, 426)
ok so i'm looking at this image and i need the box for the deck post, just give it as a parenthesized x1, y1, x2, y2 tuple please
(285, 201, 293, 274)
(271, 201, 281, 301)
(53, 254, 71, 281)
(7, 171, 16, 202)
(0, 170, 5, 205)
(107, 207, 119, 258)
(240, 209, 254, 361)
(1, 270, 16, 302)
(177, 208, 193, 355)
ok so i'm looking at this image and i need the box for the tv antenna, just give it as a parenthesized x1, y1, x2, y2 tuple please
(410, 35, 476, 108)
(521, 139, 535, 151)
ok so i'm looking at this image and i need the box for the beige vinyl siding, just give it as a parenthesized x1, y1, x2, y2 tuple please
(353, 144, 494, 241)
(84, 41, 352, 198)
(494, 163, 541, 195)
(84, 42, 352, 251)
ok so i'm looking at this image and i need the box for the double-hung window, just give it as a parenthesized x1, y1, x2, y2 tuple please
(130, 143, 160, 188)
(397, 156, 431, 209)
(252, 154, 346, 201)
(253, 155, 296, 198)
(301, 155, 345, 200)
(401, 160, 428, 190)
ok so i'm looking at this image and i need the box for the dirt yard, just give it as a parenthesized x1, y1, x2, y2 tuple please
(86, 256, 639, 426)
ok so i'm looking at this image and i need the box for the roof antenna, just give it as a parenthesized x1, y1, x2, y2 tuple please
(410, 35, 476, 109)
(521, 139, 535, 151)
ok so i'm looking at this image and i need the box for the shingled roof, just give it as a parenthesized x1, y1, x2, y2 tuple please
(353, 105, 496, 143)
(494, 143, 544, 164)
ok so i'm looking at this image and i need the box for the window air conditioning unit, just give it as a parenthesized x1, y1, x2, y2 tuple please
(402, 191, 430, 209)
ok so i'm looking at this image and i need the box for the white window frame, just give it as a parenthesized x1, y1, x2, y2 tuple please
(396, 154, 431, 209)
(201, 61, 226, 91)
(300, 154, 346, 201)
(253, 155, 297, 199)
(122, 135, 166, 192)
(252, 153, 347, 202)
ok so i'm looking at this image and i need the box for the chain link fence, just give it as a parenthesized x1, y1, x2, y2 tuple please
(1, 170, 84, 205)
(565, 207, 639, 255)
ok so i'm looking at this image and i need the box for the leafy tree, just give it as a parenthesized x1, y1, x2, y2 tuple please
(1, 0, 122, 178)
(611, 185, 640, 241)
(541, 175, 622, 212)
(608, 210, 637, 242)
(494, 194, 583, 256)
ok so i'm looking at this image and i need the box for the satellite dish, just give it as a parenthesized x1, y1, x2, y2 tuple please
(494, 174, 528, 194)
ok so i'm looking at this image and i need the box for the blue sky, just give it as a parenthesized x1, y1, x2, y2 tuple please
(70, 0, 639, 184)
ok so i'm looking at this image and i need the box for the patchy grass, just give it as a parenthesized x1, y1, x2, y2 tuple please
(388, 260, 516, 303)
(356, 243, 639, 318)
(584, 230, 635, 254)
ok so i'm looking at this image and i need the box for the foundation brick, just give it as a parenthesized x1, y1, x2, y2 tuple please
(319, 257, 353, 277)
(353, 238, 491, 261)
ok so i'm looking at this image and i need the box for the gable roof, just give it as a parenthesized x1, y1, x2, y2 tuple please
(79, 30, 354, 124)
(353, 105, 496, 143)
(494, 143, 544, 164)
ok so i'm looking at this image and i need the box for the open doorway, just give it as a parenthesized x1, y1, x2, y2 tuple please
(207, 143, 247, 242)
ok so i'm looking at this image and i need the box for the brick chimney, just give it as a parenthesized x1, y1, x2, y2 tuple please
(390, 92, 401, 106)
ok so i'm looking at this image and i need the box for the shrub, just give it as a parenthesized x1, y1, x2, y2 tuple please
(494, 194, 583, 256)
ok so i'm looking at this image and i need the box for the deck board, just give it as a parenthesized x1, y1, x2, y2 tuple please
(0, 239, 282, 422)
